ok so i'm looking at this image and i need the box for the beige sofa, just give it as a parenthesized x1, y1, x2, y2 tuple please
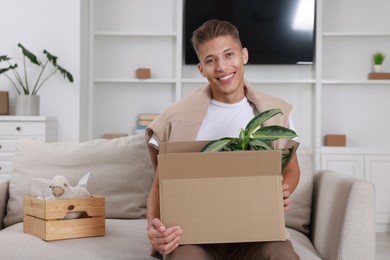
(0, 135, 376, 259)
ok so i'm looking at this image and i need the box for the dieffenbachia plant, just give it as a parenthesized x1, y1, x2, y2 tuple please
(200, 108, 298, 170)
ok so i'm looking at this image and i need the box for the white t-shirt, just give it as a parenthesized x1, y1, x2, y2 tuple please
(149, 97, 296, 148)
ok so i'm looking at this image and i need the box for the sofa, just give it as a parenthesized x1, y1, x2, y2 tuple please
(0, 134, 376, 259)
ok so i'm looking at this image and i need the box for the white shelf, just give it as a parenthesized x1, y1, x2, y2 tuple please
(94, 32, 177, 37)
(321, 146, 390, 155)
(322, 80, 390, 85)
(94, 78, 176, 84)
(323, 32, 390, 37)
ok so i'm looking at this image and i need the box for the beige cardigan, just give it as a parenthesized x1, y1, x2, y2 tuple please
(145, 81, 292, 171)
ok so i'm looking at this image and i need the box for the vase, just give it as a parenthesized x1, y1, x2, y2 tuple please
(373, 64, 382, 73)
(15, 95, 40, 116)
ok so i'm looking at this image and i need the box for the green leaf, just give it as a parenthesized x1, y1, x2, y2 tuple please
(249, 139, 272, 150)
(245, 109, 283, 137)
(201, 138, 234, 152)
(43, 50, 58, 66)
(0, 55, 11, 62)
(252, 125, 297, 141)
(56, 65, 74, 82)
(0, 64, 17, 74)
(281, 147, 294, 171)
(17, 43, 40, 66)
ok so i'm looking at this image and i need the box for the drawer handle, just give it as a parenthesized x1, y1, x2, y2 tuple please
(16, 126, 21, 131)
(0, 145, 2, 149)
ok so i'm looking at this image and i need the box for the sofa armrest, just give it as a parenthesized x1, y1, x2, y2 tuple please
(311, 170, 375, 260)
(0, 178, 10, 230)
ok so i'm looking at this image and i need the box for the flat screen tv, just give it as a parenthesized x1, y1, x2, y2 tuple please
(184, 0, 316, 65)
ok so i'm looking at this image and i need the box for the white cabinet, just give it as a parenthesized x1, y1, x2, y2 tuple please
(365, 155, 390, 232)
(0, 116, 57, 178)
(321, 153, 364, 179)
(321, 148, 390, 232)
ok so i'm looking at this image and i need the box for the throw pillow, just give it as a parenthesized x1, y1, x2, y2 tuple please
(4, 135, 155, 227)
(285, 146, 314, 235)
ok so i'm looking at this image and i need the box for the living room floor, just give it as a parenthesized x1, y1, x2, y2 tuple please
(377, 233, 390, 259)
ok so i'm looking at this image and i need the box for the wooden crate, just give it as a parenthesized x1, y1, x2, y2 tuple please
(23, 196, 105, 241)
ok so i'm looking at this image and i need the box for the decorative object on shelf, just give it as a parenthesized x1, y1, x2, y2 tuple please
(135, 68, 151, 79)
(15, 94, 40, 116)
(0, 43, 74, 115)
(372, 52, 385, 72)
(135, 113, 158, 134)
(368, 72, 390, 80)
(0, 91, 9, 115)
(325, 134, 346, 147)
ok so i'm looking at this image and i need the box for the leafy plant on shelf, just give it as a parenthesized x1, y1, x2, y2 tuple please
(0, 43, 74, 95)
(201, 108, 298, 170)
(373, 52, 385, 65)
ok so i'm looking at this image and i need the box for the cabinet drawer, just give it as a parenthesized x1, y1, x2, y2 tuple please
(0, 122, 46, 136)
(0, 140, 17, 153)
(0, 161, 13, 174)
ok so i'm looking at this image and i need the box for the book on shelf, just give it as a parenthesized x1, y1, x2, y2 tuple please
(135, 125, 149, 135)
(137, 119, 154, 126)
(135, 113, 159, 135)
(139, 113, 159, 120)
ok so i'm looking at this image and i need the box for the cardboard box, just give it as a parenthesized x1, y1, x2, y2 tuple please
(158, 141, 297, 244)
(23, 196, 105, 241)
(325, 135, 346, 146)
(135, 68, 151, 79)
(0, 91, 9, 115)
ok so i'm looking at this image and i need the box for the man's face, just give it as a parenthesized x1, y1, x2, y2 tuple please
(197, 35, 248, 103)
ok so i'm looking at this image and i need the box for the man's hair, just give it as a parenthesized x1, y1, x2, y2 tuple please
(191, 19, 242, 54)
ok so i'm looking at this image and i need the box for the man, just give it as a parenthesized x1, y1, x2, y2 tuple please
(145, 19, 300, 259)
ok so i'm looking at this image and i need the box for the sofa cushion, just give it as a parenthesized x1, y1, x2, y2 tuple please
(0, 219, 155, 259)
(4, 135, 155, 227)
(284, 146, 314, 235)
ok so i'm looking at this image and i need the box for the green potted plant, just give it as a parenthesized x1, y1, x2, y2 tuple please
(372, 52, 385, 73)
(201, 108, 298, 171)
(0, 43, 74, 115)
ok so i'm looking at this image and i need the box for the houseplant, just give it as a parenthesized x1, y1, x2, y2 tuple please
(201, 108, 298, 170)
(372, 52, 385, 72)
(0, 43, 73, 115)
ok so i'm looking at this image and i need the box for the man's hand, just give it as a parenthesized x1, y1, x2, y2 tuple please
(148, 218, 183, 255)
(282, 183, 291, 212)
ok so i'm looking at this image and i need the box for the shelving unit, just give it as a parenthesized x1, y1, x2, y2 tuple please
(88, 0, 390, 232)
(319, 0, 390, 232)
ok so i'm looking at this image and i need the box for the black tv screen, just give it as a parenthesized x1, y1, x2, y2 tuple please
(184, 0, 316, 65)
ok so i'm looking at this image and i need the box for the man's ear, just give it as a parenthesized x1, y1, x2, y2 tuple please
(197, 63, 205, 77)
(242, 47, 249, 64)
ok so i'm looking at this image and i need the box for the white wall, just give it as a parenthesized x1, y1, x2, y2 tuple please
(0, 0, 85, 142)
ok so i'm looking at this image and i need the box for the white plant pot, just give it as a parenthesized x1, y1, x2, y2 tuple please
(15, 95, 40, 116)
(373, 64, 382, 73)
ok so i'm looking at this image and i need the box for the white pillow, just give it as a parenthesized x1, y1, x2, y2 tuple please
(4, 135, 155, 227)
(285, 146, 314, 235)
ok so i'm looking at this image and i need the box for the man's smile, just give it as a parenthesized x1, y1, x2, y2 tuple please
(217, 72, 235, 81)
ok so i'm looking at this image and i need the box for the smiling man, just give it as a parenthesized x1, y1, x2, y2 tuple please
(145, 19, 300, 260)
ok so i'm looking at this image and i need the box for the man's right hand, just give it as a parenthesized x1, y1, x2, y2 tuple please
(148, 218, 183, 255)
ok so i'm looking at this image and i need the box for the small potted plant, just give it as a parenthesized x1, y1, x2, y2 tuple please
(372, 52, 385, 73)
(0, 43, 73, 115)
